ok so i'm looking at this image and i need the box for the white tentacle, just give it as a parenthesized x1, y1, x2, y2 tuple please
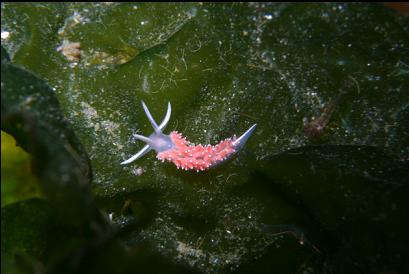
(120, 144, 151, 165)
(232, 124, 257, 149)
(159, 102, 171, 130)
(121, 101, 172, 165)
(142, 101, 160, 132)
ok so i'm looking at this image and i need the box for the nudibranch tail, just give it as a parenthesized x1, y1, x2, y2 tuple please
(232, 124, 257, 150)
(120, 101, 257, 172)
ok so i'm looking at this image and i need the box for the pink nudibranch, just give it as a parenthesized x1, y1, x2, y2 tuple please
(120, 101, 256, 171)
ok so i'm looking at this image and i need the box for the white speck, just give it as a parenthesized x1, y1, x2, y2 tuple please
(264, 13, 273, 20)
(142, 74, 150, 93)
(101, 120, 120, 137)
(1, 31, 10, 39)
(187, 7, 197, 18)
(57, 40, 81, 62)
(81, 102, 99, 119)
(132, 167, 144, 176)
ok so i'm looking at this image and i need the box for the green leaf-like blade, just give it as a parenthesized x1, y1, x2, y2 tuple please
(1, 47, 108, 231)
(253, 145, 409, 273)
(2, 3, 409, 273)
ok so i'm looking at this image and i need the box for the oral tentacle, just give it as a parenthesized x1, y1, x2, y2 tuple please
(133, 134, 152, 144)
(120, 144, 151, 165)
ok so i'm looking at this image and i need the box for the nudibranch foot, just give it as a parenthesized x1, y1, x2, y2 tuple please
(121, 101, 256, 172)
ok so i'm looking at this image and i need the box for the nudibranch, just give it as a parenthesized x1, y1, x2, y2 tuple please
(120, 101, 256, 171)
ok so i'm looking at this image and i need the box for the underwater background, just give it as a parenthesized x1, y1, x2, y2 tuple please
(2, 3, 409, 274)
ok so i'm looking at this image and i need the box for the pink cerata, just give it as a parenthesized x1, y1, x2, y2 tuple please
(120, 101, 257, 172)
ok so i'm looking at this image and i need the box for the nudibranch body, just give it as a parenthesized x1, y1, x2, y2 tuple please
(121, 101, 256, 171)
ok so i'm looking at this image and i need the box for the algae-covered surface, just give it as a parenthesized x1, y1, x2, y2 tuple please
(2, 3, 409, 274)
